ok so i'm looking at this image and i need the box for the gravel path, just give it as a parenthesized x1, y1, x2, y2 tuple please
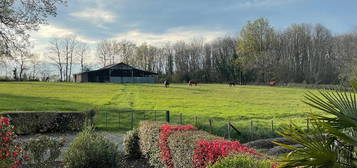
(18, 131, 125, 161)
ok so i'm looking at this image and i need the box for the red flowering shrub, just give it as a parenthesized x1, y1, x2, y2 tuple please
(159, 124, 197, 168)
(193, 140, 259, 168)
(0, 117, 28, 168)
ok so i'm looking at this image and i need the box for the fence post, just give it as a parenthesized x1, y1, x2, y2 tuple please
(180, 113, 183, 124)
(227, 122, 231, 140)
(131, 110, 134, 130)
(166, 111, 170, 123)
(250, 120, 253, 140)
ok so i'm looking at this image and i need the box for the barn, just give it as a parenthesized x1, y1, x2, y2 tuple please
(73, 63, 158, 83)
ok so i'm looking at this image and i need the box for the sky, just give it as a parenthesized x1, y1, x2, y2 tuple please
(29, 0, 357, 62)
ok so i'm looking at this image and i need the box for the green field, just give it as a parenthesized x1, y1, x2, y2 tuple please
(0, 82, 320, 141)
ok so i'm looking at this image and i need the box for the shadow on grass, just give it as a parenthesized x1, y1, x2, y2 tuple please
(0, 93, 93, 112)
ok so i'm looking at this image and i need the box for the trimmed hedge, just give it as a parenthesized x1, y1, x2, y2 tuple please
(138, 121, 267, 168)
(0, 112, 87, 134)
(138, 120, 166, 168)
(208, 153, 274, 168)
(168, 130, 223, 168)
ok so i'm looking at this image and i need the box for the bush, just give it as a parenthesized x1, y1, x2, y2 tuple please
(138, 120, 166, 168)
(0, 112, 88, 134)
(193, 140, 258, 168)
(159, 124, 197, 168)
(23, 135, 65, 168)
(208, 153, 274, 168)
(123, 129, 141, 159)
(168, 129, 223, 168)
(0, 117, 28, 168)
(63, 128, 120, 168)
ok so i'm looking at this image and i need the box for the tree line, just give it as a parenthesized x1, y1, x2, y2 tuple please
(94, 18, 357, 84)
(1, 15, 357, 84)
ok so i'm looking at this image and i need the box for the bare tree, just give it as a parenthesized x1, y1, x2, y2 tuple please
(48, 36, 78, 82)
(0, 0, 66, 58)
(77, 43, 89, 72)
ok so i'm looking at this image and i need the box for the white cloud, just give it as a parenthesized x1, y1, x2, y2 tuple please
(70, 8, 116, 27)
(30, 24, 97, 44)
(111, 28, 228, 46)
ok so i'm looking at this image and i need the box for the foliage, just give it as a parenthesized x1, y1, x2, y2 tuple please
(168, 130, 223, 168)
(275, 83, 357, 167)
(23, 135, 65, 168)
(63, 128, 120, 168)
(137, 121, 165, 167)
(0, 117, 28, 168)
(123, 129, 141, 159)
(193, 140, 258, 168)
(208, 153, 274, 168)
(159, 124, 197, 168)
(0, 0, 65, 57)
(0, 112, 86, 134)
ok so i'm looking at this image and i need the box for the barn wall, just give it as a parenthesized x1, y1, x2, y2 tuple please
(110, 77, 155, 83)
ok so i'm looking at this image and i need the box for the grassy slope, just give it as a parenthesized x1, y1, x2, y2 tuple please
(0, 82, 319, 140)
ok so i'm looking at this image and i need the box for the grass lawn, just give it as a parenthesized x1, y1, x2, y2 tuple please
(0, 82, 320, 141)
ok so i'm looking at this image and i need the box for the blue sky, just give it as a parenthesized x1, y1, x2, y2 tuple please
(30, 0, 357, 59)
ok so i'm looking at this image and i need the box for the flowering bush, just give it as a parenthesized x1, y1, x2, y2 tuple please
(193, 140, 258, 168)
(159, 124, 197, 168)
(0, 117, 28, 168)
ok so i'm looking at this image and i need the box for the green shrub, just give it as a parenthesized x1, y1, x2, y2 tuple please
(123, 128, 141, 159)
(208, 153, 273, 168)
(0, 112, 87, 134)
(23, 136, 65, 168)
(138, 120, 165, 168)
(63, 128, 120, 168)
(168, 130, 223, 168)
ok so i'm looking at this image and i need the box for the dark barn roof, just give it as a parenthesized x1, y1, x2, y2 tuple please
(74, 62, 158, 76)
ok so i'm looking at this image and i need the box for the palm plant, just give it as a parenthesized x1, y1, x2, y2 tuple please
(274, 82, 357, 168)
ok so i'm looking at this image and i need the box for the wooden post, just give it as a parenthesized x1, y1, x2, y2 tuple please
(166, 111, 170, 123)
(131, 110, 134, 130)
(180, 113, 183, 124)
(250, 120, 253, 140)
(227, 122, 231, 140)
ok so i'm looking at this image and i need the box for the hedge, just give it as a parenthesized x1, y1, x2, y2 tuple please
(138, 120, 166, 168)
(168, 129, 223, 168)
(0, 111, 87, 134)
(138, 121, 263, 168)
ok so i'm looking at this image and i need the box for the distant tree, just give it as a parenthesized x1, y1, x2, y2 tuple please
(77, 43, 89, 72)
(0, 0, 66, 58)
(48, 36, 78, 82)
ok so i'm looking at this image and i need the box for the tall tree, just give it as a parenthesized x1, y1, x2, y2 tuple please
(0, 0, 65, 57)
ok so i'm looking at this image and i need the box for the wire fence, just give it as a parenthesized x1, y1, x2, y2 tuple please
(95, 109, 170, 131)
(95, 109, 310, 142)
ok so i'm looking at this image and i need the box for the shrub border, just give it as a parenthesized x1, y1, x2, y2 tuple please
(159, 124, 197, 168)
